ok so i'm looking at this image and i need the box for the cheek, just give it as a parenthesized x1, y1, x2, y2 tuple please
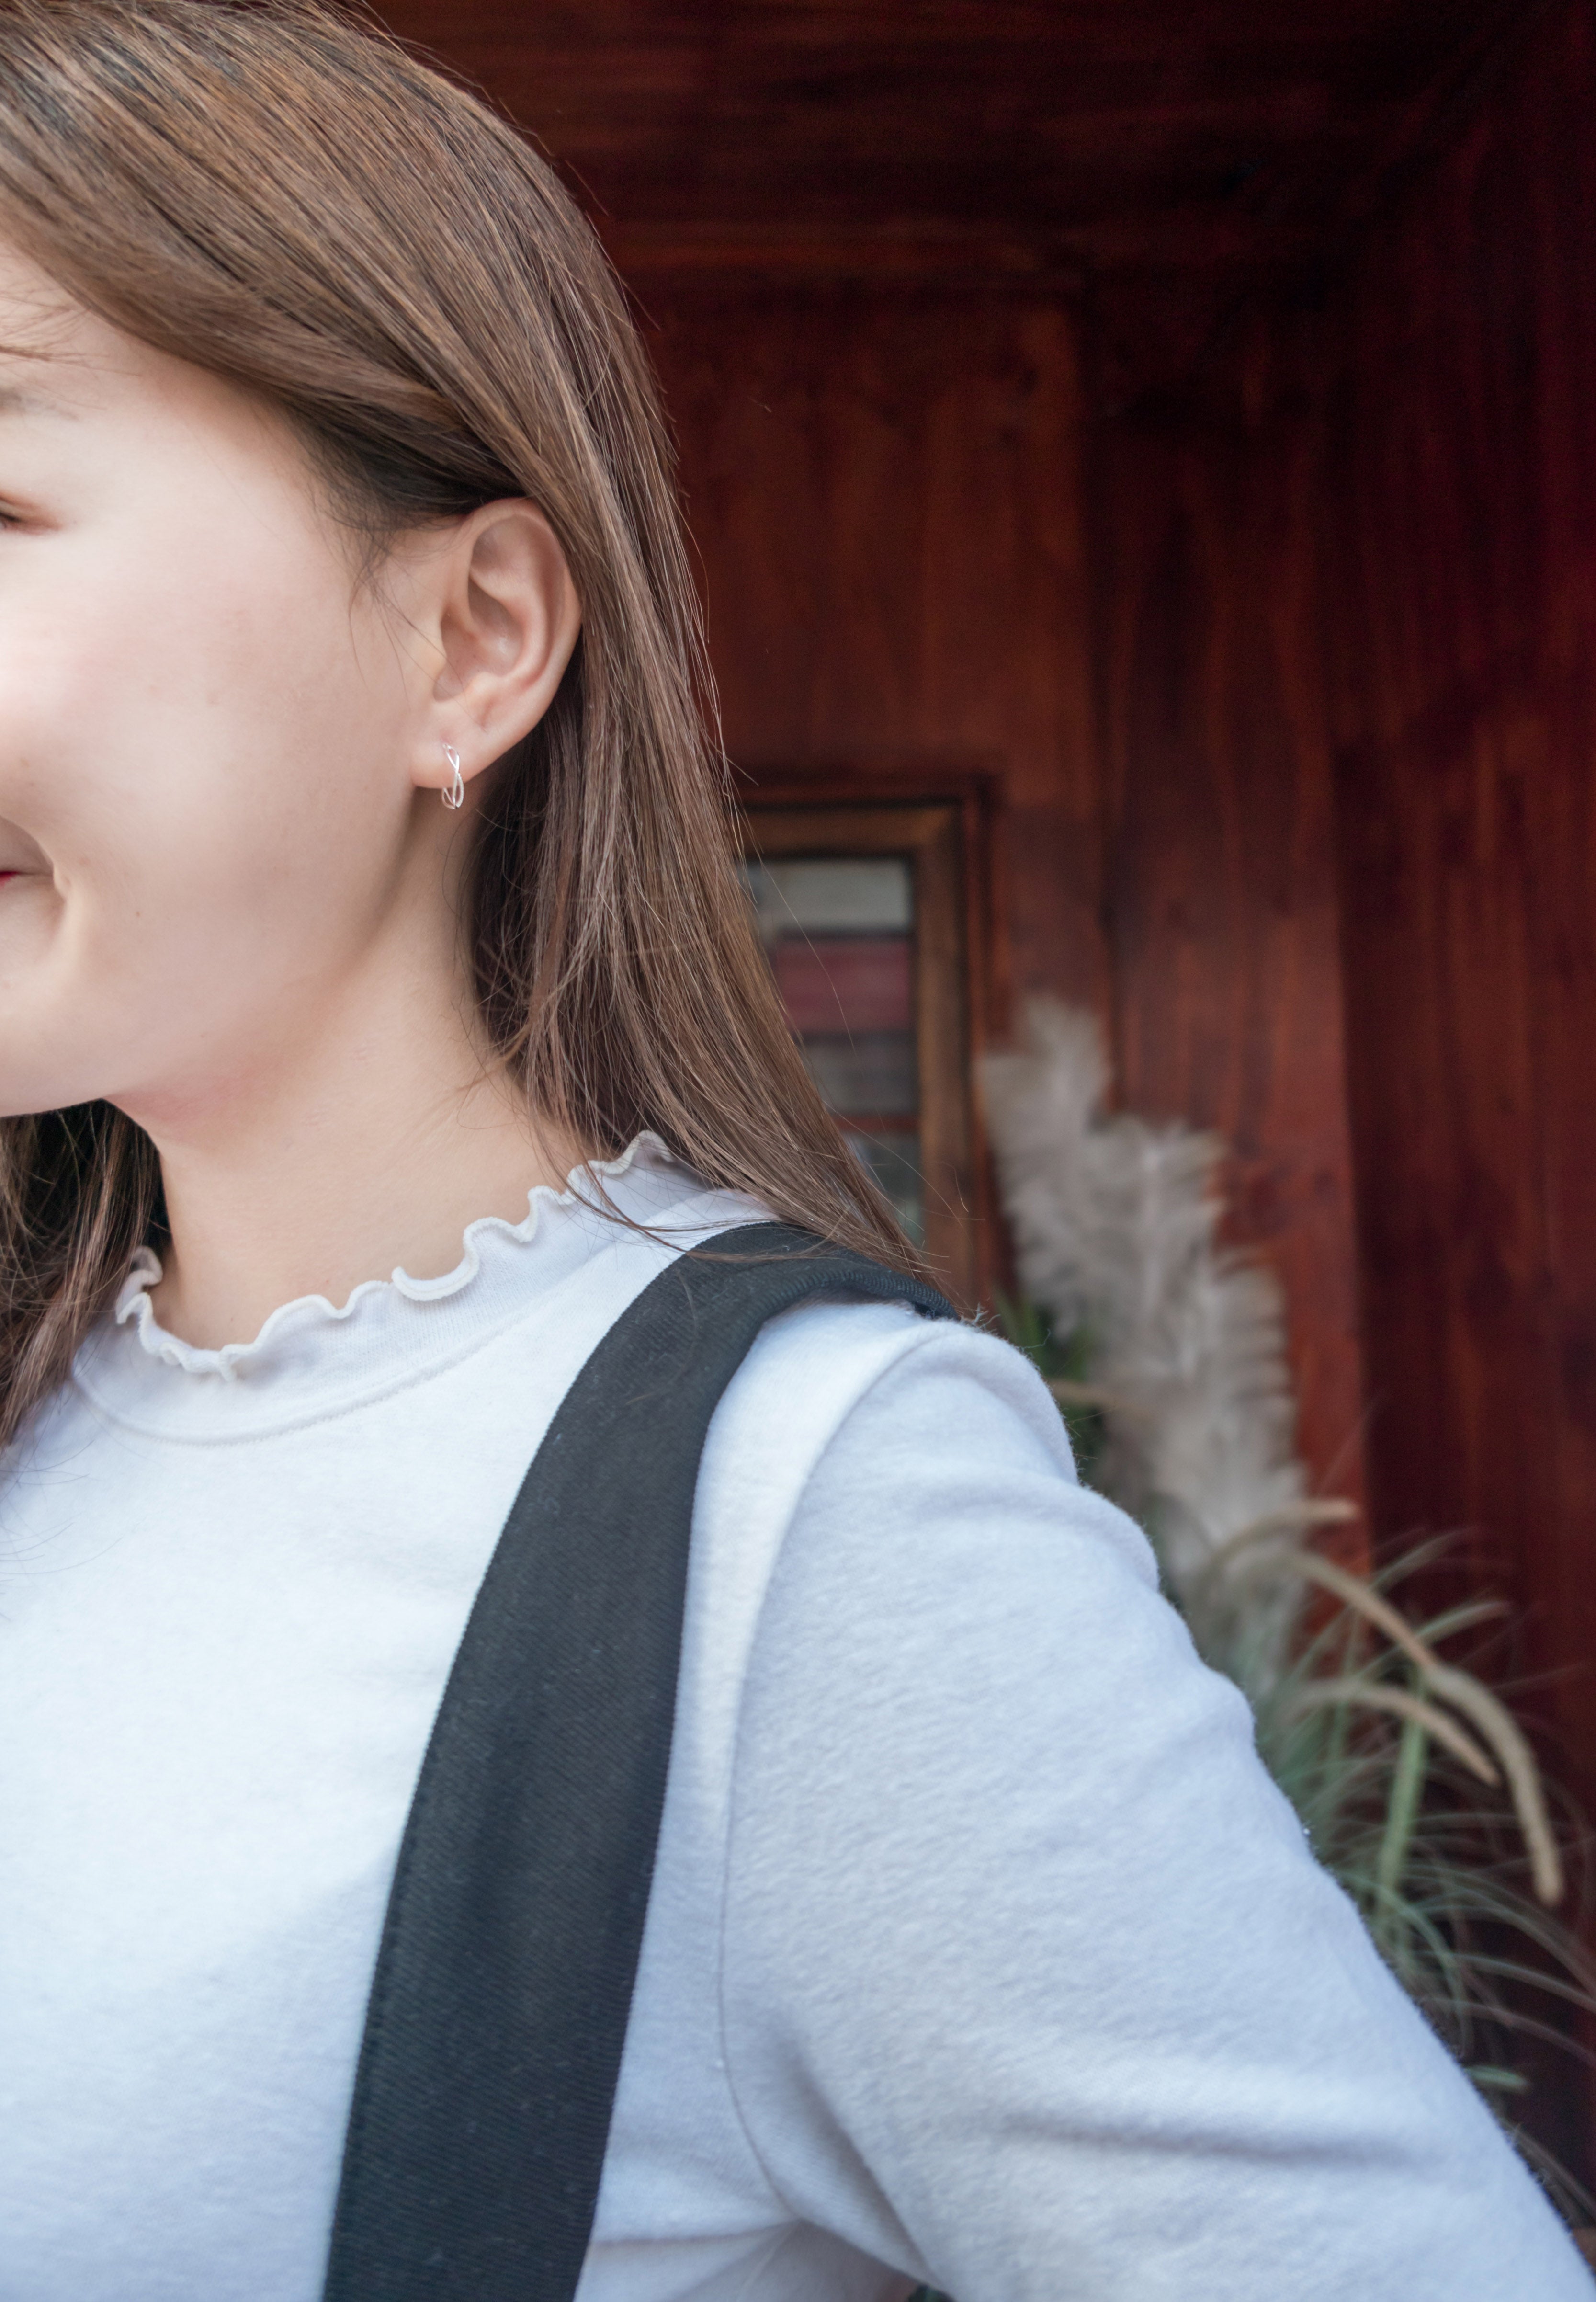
(0, 522, 411, 1113)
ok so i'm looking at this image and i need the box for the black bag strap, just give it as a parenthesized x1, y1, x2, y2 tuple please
(322, 1219, 955, 2302)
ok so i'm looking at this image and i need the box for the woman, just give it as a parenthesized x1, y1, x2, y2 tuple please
(0, 4, 1584, 2296)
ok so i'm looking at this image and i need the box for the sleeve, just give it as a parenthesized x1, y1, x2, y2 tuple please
(715, 1321, 1592, 2302)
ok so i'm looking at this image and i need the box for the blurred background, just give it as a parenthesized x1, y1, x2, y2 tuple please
(378, 0, 1596, 2189)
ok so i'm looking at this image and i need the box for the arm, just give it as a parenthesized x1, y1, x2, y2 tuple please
(718, 1323, 1590, 2301)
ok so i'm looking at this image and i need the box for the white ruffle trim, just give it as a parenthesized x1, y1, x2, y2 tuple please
(113, 1132, 674, 1381)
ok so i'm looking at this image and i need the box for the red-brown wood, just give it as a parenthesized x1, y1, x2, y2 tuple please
(378, 0, 1523, 401)
(375, 1, 1514, 247)
(645, 281, 1109, 1027)
(1065, 0, 1596, 2177)
(1319, 0, 1596, 1803)
(1087, 396, 1370, 1514)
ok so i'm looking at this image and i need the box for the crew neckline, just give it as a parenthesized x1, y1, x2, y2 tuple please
(71, 1133, 753, 1444)
(111, 1133, 673, 1384)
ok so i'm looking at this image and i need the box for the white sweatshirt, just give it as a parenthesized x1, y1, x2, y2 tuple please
(0, 1138, 1585, 2302)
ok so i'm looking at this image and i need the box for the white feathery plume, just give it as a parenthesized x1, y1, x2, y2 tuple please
(980, 998, 1308, 1631)
(981, 997, 1586, 2072)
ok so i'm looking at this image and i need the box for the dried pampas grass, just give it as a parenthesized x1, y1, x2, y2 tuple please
(978, 999, 1596, 2219)
(980, 997, 1310, 1618)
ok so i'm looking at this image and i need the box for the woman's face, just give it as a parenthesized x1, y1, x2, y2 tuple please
(0, 242, 466, 1135)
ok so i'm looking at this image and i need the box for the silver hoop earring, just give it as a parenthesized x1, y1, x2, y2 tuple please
(442, 745, 465, 811)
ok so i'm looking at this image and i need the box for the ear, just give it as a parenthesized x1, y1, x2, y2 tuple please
(412, 500, 581, 798)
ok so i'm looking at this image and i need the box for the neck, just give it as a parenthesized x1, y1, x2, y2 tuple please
(122, 942, 577, 1354)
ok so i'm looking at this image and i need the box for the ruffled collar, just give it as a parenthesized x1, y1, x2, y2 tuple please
(75, 1134, 735, 1440)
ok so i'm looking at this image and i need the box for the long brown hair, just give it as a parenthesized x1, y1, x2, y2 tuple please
(0, 0, 920, 1448)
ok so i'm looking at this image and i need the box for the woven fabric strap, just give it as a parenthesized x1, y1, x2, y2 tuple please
(321, 1220, 955, 2301)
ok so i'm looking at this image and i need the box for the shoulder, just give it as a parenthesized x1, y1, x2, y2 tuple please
(702, 1287, 1155, 1591)
(674, 1289, 1163, 1820)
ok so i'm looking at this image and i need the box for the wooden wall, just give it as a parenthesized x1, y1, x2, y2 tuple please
(1089, 386, 1369, 1507)
(644, 282, 1104, 1014)
(637, 0, 1596, 1675)
(644, 277, 1371, 1498)
(1082, 0, 1596, 2168)
(1318, 0, 1596, 1805)
(626, 0, 1596, 1844)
